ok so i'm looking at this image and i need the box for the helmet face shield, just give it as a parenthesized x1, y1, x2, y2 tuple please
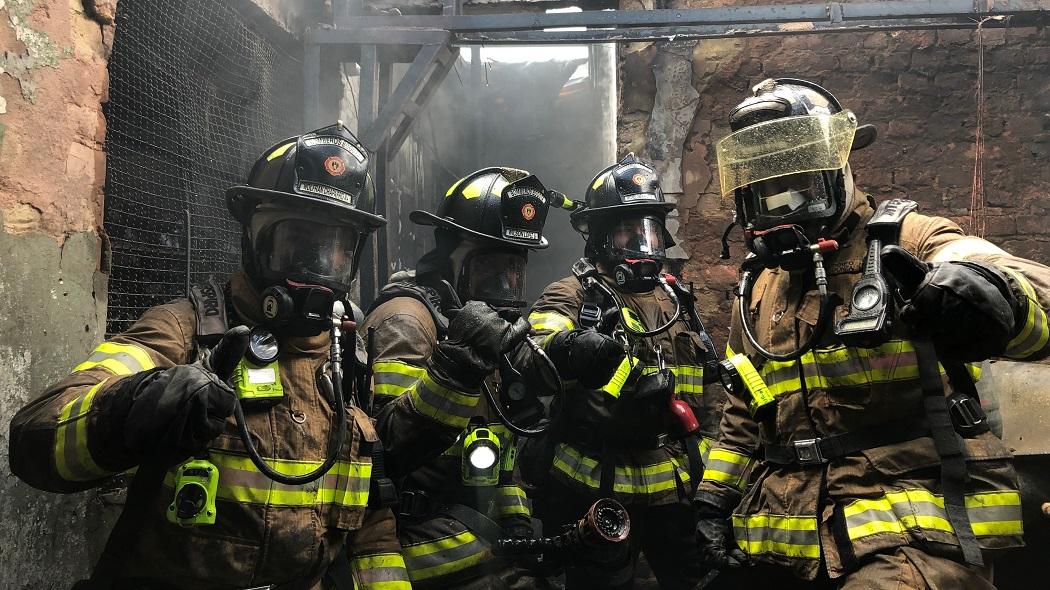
(717, 110, 857, 198)
(608, 215, 667, 259)
(250, 211, 363, 293)
(460, 249, 528, 308)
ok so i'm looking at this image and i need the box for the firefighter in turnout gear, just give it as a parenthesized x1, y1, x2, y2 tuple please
(519, 155, 723, 589)
(696, 78, 1045, 589)
(8, 124, 412, 590)
(363, 168, 553, 588)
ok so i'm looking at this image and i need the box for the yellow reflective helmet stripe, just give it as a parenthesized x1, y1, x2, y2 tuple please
(74, 342, 156, 375)
(409, 372, 481, 429)
(1002, 269, 1050, 359)
(732, 513, 820, 560)
(54, 381, 116, 482)
(842, 489, 1022, 542)
(372, 360, 426, 399)
(403, 530, 491, 581)
(351, 553, 412, 590)
(266, 141, 296, 161)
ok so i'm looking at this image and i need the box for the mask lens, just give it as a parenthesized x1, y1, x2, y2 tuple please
(463, 250, 527, 307)
(609, 215, 666, 257)
(256, 218, 359, 286)
(753, 173, 819, 217)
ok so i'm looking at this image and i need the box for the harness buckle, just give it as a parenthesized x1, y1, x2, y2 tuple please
(579, 303, 602, 328)
(792, 438, 827, 465)
(398, 489, 434, 519)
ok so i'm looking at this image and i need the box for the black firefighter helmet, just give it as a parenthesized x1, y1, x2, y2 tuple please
(572, 154, 675, 262)
(410, 167, 554, 307)
(719, 78, 876, 235)
(226, 122, 385, 296)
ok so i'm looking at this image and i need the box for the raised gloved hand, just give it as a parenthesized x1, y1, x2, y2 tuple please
(695, 497, 748, 568)
(430, 301, 531, 388)
(106, 326, 249, 464)
(545, 329, 627, 389)
(881, 245, 1022, 361)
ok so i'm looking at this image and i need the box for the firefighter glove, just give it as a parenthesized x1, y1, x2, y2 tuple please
(882, 245, 1021, 361)
(546, 329, 627, 389)
(430, 301, 531, 388)
(112, 327, 249, 464)
(694, 498, 748, 568)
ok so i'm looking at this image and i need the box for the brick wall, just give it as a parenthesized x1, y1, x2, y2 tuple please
(618, 13, 1050, 347)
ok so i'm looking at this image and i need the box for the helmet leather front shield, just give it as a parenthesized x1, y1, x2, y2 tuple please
(717, 110, 857, 197)
(461, 249, 528, 308)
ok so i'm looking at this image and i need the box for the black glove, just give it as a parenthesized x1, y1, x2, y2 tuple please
(107, 327, 249, 464)
(430, 301, 531, 388)
(695, 498, 748, 568)
(546, 329, 627, 389)
(882, 245, 1022, 361)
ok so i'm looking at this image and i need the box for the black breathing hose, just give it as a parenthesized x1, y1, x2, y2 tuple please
(233, 304, 349, 486)
(487, 338, 564, 437)
(590, 276, 682, 338)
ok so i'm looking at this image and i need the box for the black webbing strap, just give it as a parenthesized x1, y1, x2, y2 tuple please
(763, 418, 931, 465)
(683, 434, 703, 494)
(367, 439, 398, 508)
(438, 503, 507, 546)
(913, 340, 984, 567)
(599, 443, 616, 497)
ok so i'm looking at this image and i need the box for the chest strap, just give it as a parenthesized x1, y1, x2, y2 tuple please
(764, 418, 931, 465)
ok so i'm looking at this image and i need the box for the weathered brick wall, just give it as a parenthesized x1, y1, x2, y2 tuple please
(619, 14, 1050, 347)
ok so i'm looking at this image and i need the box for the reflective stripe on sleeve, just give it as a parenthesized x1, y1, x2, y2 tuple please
(701, 448, 752, 491)
(54, 381, 116, 482)
(732, 513, 821, 559)
(528, 311, 575, 334)
(758, 340, 981, 398)
(74, 342, 156, 375)
(372, 360, 426, 400)
(490, 485, 531, 518)
(403, 530, 491, 581)
(1003, 269, 1050, 359)
(351, 553, 412, 590)
(843, 489, 1022, 542)
(409, 372, 481, 429)
(551, 443, 688, 496)
(163, 451, 372, 508)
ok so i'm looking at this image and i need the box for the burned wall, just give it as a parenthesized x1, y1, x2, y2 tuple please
(619, 9, 1050, 348)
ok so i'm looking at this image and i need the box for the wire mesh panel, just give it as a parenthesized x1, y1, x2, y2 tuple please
(103, 0, 303, 336)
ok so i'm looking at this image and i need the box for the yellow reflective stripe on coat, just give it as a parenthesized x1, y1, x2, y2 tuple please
(552, 443, 687, 496)
(640, 364, 704, 396)
(163, 450, 372, 507)
(758, 339, 981, 397)
(732, 513, 821, 559)
(351, 553, 412, 590)
(372, 360, 426, 400)
(409, 372, 481, 429)
(1002, 269, 1050, 359)
(529, 311, 575, 346)
(843, 489, 1023, 542)
(54, 381, 115, 482)
(403, 530, 491, 581)
(490, 485, 532, 518)
(702, 448, 752, 491)
(74, 342, 155, 375)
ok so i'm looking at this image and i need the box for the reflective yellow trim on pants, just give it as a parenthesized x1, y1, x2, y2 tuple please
(843, 489, 1023, 542)
(490, 485, 531, 518)
(1003, 269, 1050, 359)
(732, 513, 821, 560)
(54, 381, 115, 482)
(403, 530, 491, 581)
(372, 359, 426, 400)
(551, 443, 687, 496)
(701, 448, 752, 491)
(74, 342, 155, 375)
(757, 340, 982, 397)
(164, 451, 372, 508)
(409, 372, 480, 429)
(351, 553, 412, 590)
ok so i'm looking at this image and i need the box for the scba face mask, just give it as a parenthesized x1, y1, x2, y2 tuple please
(452, 242, 529, 308)
(602, 214, 668, 292)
